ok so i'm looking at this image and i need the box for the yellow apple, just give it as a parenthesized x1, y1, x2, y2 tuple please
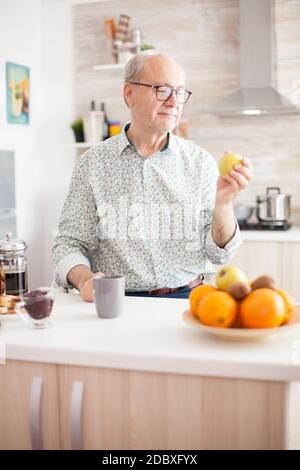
(218, 151, 243, 177)
(216, 265, 248, 291)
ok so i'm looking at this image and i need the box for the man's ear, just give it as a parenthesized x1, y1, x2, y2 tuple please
(123, 83, 133, 108)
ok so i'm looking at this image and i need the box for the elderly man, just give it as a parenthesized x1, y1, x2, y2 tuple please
(52, 52, 253, 301)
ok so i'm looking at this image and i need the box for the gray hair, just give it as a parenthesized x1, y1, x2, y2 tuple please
(124, 52, 184, 83)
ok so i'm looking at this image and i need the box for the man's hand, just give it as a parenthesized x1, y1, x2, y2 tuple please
(79, 271, 105, 302)
(211, 157, 254, 248)
(79, 274, 95, 302)
(67, 265, 104, 302)
(215, 157, 254, 206)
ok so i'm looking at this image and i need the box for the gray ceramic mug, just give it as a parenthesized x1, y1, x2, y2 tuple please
(93, 274, 125, 319)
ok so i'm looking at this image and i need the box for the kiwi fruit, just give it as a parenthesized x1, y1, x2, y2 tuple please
(251, 275, 275, 291)
(227, 281, 251, 300)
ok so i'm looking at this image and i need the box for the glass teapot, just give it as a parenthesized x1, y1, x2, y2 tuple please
(0, 232, 28, 295)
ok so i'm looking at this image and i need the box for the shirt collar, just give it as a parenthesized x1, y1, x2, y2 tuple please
(117, 122, 179, 157)
(117, 122, 132, 155)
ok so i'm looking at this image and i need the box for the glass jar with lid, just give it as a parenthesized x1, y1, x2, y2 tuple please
(0, 232, 28, 295)
(116, 41, 136, 64)
(131, 29, 141, 54)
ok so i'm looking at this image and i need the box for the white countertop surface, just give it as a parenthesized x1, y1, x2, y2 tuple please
(1, 292, 300, 382)
(240, 226, 300, 242)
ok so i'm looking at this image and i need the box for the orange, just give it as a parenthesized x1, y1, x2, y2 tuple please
(275, 288, 295, 325)
(189, 284, 216, 317)
(239, 288, 285, 329)
(197, 291, 238, 328)
(232, 308, 244, 328)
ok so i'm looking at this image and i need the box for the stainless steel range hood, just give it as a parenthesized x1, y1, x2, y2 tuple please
(205, 0, 298, 116)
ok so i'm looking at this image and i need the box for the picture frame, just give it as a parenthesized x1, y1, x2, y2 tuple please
(6, 62, 30, 125)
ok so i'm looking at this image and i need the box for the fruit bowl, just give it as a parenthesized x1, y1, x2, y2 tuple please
(183, 305, 300, 341)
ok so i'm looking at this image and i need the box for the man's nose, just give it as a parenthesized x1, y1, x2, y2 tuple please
(165, 90, 178, 106)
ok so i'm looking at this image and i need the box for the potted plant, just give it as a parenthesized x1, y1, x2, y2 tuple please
(70, 118, 85, 143)
(141, 44, 155, 55)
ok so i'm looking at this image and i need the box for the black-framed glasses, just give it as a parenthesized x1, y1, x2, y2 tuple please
(128, 81, 192, 104)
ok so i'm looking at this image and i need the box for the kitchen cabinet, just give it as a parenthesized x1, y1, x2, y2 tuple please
(230, 239, 300, 301)
(121, 371, 286, 450)
(58, 365, 130, 450)
(0, 359, 297, 450)
(0, 360, 60, 450)
(231, 241, 283, 286)
(58, 364, 287, 450)
(282, 243, 300, 300)
(1, 293, 300, 450)
(0, 360, 289, 450)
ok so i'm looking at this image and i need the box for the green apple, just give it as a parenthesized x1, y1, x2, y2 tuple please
(218, 151, 243, 177)
(216, 265, 248, 291)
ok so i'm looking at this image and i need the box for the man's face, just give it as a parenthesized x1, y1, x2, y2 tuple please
(125, 57, 186, 134)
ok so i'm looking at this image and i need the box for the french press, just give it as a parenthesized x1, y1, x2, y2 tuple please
(0, 232, 28, 295)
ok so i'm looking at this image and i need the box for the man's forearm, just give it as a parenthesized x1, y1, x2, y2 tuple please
(211, 202, 236, 248)
(67, 265, 94, 290)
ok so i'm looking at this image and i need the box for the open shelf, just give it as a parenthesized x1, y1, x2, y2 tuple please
(92, 63, 125, 71)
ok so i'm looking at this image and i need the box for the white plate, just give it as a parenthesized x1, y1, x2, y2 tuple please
(183, 305, 300, 341)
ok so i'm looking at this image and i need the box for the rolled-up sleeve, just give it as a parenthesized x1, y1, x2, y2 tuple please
(52, 154, 99, 287)
(201, 152, 242, 265)
(204, 220, 242, 264)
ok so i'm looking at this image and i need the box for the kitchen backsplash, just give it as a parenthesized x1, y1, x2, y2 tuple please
(74, 0, 300, 225)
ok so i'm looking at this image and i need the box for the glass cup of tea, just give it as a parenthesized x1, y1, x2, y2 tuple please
(15, 287, 54, 328)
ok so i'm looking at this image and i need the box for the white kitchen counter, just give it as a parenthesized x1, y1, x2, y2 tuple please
(240, 226, 300, 242)
(1, 292, 300, 382)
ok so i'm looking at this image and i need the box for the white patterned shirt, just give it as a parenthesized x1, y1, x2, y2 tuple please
(52, 123, 241, 290)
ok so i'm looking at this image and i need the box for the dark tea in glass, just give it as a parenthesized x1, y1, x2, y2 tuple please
(5, 271, 27, 295)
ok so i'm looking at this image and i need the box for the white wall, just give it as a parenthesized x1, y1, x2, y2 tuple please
(0, 0, 75, 288)
(0, 0, 44, 289)
(39, 0, 76, 286)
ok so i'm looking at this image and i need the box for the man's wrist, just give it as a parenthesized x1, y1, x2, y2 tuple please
(67, 265, 94, 290)
(214, 200, 234, 212)
(78, 272, 94, 290)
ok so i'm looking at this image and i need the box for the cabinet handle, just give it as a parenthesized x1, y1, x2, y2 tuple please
(29, 376, 44, 450)
(70, 380, 84, 450)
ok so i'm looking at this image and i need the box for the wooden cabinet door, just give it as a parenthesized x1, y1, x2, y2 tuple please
(59, 365, 208, 450)
(58, 365, 287, 450)
(59, 365, 206, 450)
(231, 241, 283, 286)
(282, 243, 300, 301)
(59, 366, 205, 449)
(128, 372, 287, 450)
(58, 365, 131, 450)
(0, 360, 60, 450)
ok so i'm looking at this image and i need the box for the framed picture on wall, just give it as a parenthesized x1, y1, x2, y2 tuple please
(6, 62, 30, 125)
